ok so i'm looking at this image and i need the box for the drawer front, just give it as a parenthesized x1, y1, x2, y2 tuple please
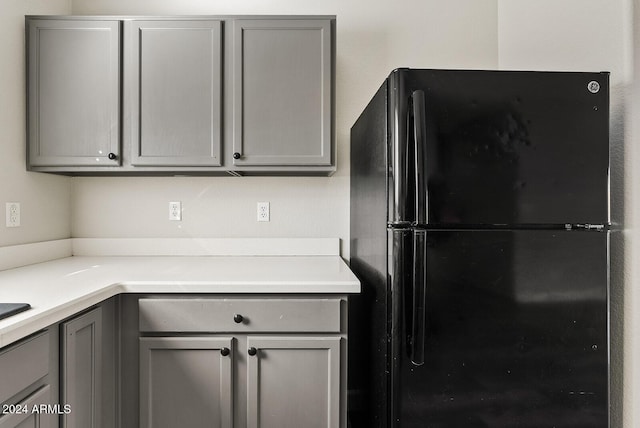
(0, 332, 50, 404)
(139, 298, 342, 333)
(0, 385, 53, 428)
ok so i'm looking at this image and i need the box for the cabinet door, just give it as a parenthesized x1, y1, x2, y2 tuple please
(61, 307, 102, 428)
(126, 20, 222, 167)
(0, 385, 54, 428)
(27, 19, 120, 167)
(139, 337, 233, 428)
(232, 19, 332, 166)
(246, 337, 341, 428)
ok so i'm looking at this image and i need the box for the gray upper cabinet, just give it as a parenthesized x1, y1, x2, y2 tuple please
(125, 20, 222, 167)
(27, 19, 120, 167)
(26, 16, 335, 175)
(231, 19, 332, 167)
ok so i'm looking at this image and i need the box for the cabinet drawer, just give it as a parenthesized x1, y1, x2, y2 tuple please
(139, 298, 341, 333)
(0, 332, 49, 404)
(0, 385, 52, 428)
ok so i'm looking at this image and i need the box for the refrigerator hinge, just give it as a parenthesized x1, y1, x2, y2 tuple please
(565, 223, 606, 231)
(388, 221, 412, 230)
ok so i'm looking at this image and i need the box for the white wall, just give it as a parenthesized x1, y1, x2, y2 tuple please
(69, 0, 499, 257)
(0, 0, 72, 247)
(498, 0, 629, 225)
(498, 1, 632, 426)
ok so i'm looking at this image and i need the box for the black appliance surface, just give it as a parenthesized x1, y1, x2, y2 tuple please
(384, 68, 609, 228)
(349, 69, 610, 428)
(0, 303, 31, 321)
(392, 230, 608, 428)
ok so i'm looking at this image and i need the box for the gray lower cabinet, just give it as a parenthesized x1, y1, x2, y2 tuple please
(61, 307, 102, 428)
(0, 332, 56, 428)
(60, 299, 117, 428)
(26, 19, 121, 168)
(246, 337, 341, 428)
(138, 335, 341, 428)
(139, 337, 233, 428)
(137, 297, 346, 428)
(0, 386, 53, 428)
(231, 19, 333, 168)
(125, 20, 223, 167)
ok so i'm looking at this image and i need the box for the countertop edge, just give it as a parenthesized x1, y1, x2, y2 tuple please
(0, 255, 360, 349)
(0, 284, 123, 348)
(0, 282, 358, 348)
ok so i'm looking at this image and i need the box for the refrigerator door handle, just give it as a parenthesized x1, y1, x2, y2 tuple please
(410, 229, 427, 366)
(412, 90, 428, 224)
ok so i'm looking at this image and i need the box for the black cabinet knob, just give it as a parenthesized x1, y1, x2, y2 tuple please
(248, 347, 258, 356)
(107, 152, 117, 160)
(233, 152, 241, 160)
(233, 314, 244, 324)
(220, 347, 230, 357)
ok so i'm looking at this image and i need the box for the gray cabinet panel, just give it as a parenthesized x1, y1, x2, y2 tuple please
(126, 20, 222, 166)
(0, 332, 49, 405)
(129, 295, 347, 428)
(138, 298, 341, 333)
(246, 337, 341, 428)
(139, 337, 233, 428)
(0, 386, 53, 428)
(27, 19, 120, 167)
(61, 307, 102, 428)
(27, 16, 335, 174)
(232, 19, 332, 166)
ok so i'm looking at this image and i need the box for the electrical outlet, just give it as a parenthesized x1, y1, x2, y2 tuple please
(169, 201, 182, 221)
(6, 202, 20, 227)
(257, 202, 270, 222)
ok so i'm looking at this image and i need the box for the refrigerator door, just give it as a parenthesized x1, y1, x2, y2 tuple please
(394, 69, 610, 226)
(392, 229, 609, 428)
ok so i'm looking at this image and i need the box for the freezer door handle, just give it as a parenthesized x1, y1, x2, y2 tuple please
(410, 229, 427, 366)
(412, 90, 428, 224)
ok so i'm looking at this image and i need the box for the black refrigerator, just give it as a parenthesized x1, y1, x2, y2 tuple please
(349, 69, 610, 428)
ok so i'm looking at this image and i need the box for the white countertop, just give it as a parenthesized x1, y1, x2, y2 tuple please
(0, 255, 360, 348)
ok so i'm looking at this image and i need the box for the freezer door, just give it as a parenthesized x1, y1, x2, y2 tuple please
(397, 69, 610, 226)
(393, 230, 609, 428)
